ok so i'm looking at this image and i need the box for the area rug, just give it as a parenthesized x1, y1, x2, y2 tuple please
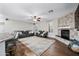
(19, 36, 55, 56)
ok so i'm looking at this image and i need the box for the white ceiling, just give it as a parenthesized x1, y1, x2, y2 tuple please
(0, 3, 78, 23)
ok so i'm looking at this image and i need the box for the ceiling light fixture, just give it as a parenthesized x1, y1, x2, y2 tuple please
(5, 18, 8, 21)
(33, 16, 41, 22)
(48, 10, 53, 13)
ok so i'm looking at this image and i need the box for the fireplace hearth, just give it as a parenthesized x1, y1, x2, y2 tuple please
(61, 30, 70, 40)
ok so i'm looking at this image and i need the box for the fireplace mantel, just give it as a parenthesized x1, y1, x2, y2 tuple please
(58, 26, 74, 30)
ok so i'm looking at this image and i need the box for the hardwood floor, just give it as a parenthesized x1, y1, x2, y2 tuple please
(15, 38, 79, 56)
(42, 39, 78, 56)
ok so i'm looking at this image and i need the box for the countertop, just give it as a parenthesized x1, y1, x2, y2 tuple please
(0, 33, 14, 43)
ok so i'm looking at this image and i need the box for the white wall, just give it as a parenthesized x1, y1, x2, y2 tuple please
(0, 19, 49, 33)
(35, 21, 49, 31)
(0, 16, 5, 33)
(49, 19, 58, 36)
(0, 18, 58, 34)
(0, 41, 5, 56)
(4, 20, 33, 33)
(0, 24, 4, 33)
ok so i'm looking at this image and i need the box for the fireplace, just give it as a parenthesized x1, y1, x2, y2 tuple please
(61, 30, 70, 40)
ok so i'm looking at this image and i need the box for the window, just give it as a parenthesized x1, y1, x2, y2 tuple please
(0, 14, 5, 33)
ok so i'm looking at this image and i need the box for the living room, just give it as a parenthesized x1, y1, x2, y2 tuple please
(0, 3, 79, 56)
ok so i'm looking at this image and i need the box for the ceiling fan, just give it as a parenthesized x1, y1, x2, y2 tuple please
(33, 16, 41, 22)
(31, 10, 53, 25)
(31, 10, 53, 22)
